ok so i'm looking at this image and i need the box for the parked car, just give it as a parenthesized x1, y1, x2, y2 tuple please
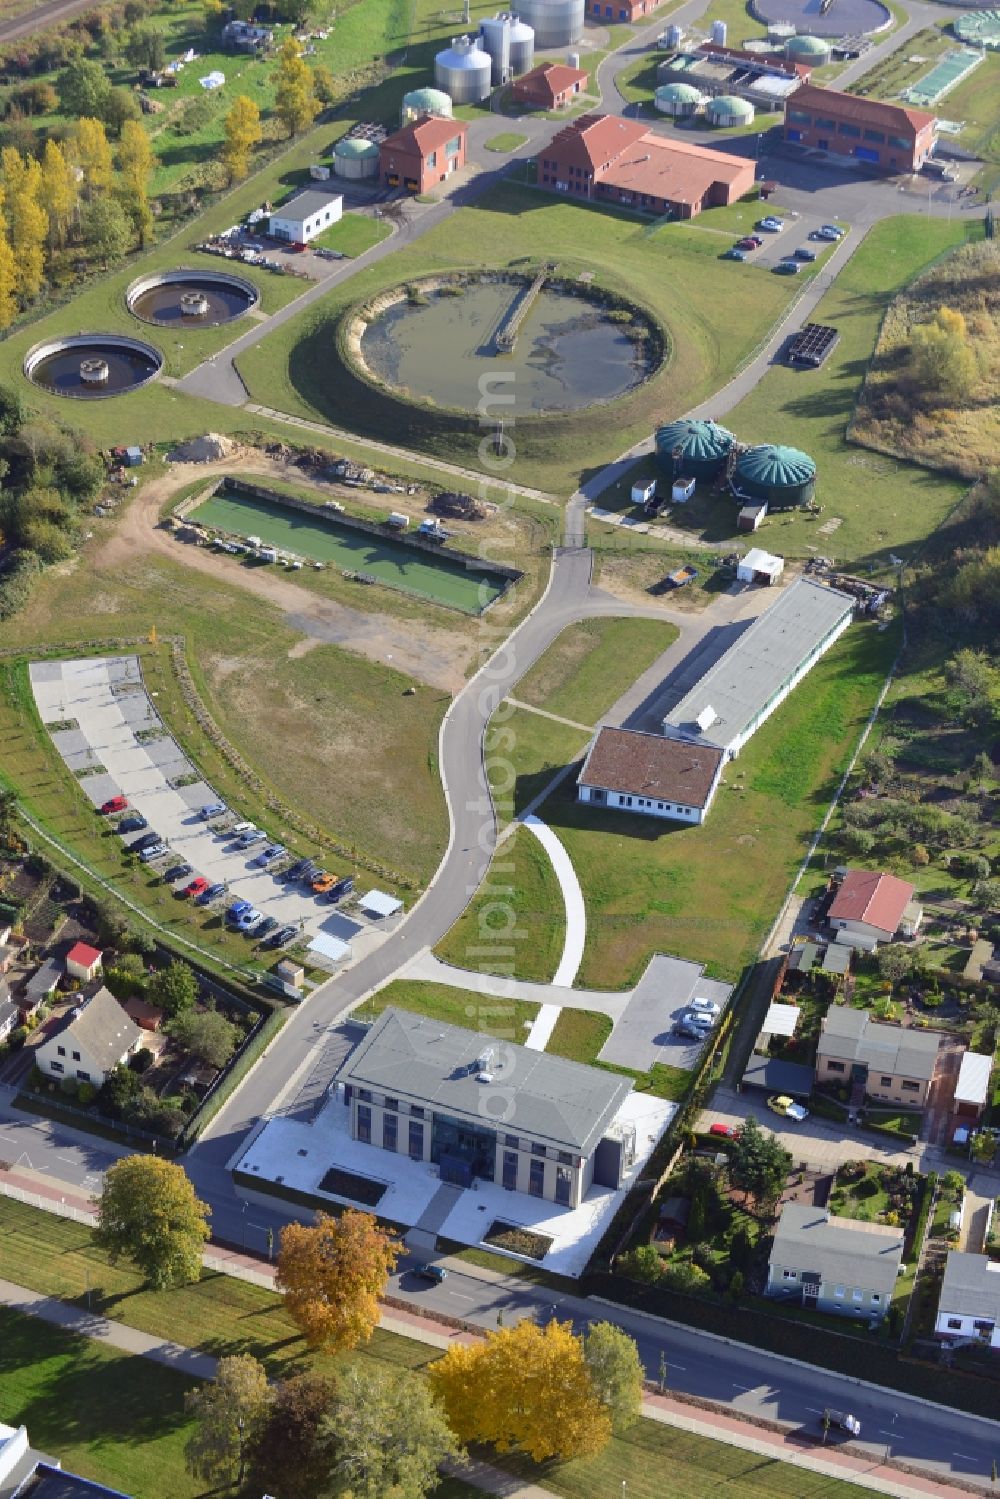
(819, 223, 844, 238)
(409, 1262, 447, 1283)
(196, 882, 226, 906)
(736, 236, 761, 250)
(199, 802, 226, 821)
(822, 1409, 861, 1437)
(139, 843, 168, 863)
(723, 247, 749, 260)
(255, 916, 280, 938)
(679, 1008, 714, 1030)
(325, 875, 355, 904)
(285, 858, 315, 880)
(182, 876, 210, 898)
(674, 1020, 709, 1040)
(164, 863, 193, 883)
(238, 829, 266, 848)
(235, 908, 264, 932)
(129, 832, 161, 852)
(773, 259, 802, 274)
(100, 795, 128, 815)
(266, 924, 298, 948)
(227, 900, 253, 924)
(709, 1122, 741, 1139)
(756, 216, 784, 231)
(298, 862, 322, 884)
(690, 997, 721, 1017)
(251, 843, 285, 868)
(119, 815, 148, 834)
(312, 872, 337, 894)
(794, 246, 817, 261)
(767, 1094, 810, 1122)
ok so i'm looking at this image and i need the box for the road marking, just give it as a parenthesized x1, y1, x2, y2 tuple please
(732, 1384, 752, 1393)
(807, 1408, 825, 1416)
(952, 1452, 977, 1461)
(448, 1293, 475, 1301)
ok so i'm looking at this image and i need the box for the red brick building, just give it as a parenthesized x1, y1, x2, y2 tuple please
(590, 0, 661, 21)
(511, 61, 588, 110)
(379, 114, 469, 193)
(538, 113, 756, 217)
(784, 85, 936, 173)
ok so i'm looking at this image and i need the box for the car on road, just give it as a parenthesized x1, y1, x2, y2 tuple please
(756, 216, 784, 231)
(772, 259, 802, 274)
(265, 924, 298, 948)
(139, 843, 168, 863)
(129, 832, 162, 852)
(325, 875, 355, 904)
(196, 882, 226, 906)
(100, 795, 128, 815)
(118, 815, 148, 834)
(723, 247, 748, 260)
(794, 246, 817, 261)
(164, 863, 193, 884)
(709, 1122, 741, 1139)
(182, 876, 210, 898)
(822, 1409, 861, 1437)
(255, 916, 280, 939)
(251, 843, 285, 868)
(689, 996, 721, 1017)
(767, 1094, 810, 1122)
(312, 872, 337, 894)
(198, 802, 226, 821)
(409, 1263, 447, 1283)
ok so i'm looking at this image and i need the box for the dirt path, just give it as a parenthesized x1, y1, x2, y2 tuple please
(99, 453, 474, 692)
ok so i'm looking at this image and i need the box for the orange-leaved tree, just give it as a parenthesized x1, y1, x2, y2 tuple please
(276, 1208, 400, 1353)
(428, 1317, 612, 1464)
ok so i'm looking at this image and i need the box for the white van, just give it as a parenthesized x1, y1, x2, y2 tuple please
(229, 821, 255, 838)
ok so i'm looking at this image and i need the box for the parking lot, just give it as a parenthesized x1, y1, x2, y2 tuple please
(28, 655, 370, 948)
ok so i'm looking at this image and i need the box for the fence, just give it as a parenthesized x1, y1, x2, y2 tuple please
(0, 1178, 96, 1227)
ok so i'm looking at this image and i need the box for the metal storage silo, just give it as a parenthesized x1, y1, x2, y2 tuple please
(400, 86, 454, 123)
(567, 49, 580, 66)
(706, 93, 754, 126)
(513, 0, 583, 49)
(785, 33, 832, 62)
(480, 13, 512, 84)
(733, 444, 816, 508)
(333, 137, 380, 178)
(665, 22, 683, 47)
(509, 15, 535, 73)
(710, 18, 727, 44)
(654, 81, 704, 116)
(435, 35, 493, 103)
(654, 419, 734, 479)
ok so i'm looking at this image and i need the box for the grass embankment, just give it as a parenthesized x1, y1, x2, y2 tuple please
(361, 979, 540, 1040)
(234, 181, 799, 494)
(850, 239, 1000, 479)
(487, 707, 592, 830)
(656, 215, 974, 567)
(512, 617, 679, 726)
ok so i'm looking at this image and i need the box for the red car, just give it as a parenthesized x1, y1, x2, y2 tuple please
(709, 1122, 741, 1139)
(736, 236, 763, 251)
(182, 876, 210, 898)
(100, 795, 128, 815)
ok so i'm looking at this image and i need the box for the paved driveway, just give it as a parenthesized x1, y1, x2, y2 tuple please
(598, 954, 732, 1071)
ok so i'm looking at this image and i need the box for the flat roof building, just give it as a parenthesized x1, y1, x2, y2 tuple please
(784, 83, 936, 173)
(335, 1007, 634, 1208)
(577, 725, 725, 825)
(661, 577, 854, 759)
(658, 41, 810, 106)
(269, 188, 343, 244)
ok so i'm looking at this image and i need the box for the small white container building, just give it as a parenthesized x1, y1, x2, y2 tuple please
(737, 547, 784, 586)
(269, 188, 343, 244)
(672, 475, 696, 503)
(631, 477, 657, 505)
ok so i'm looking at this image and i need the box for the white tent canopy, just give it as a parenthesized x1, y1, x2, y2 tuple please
(359, 889, 403, 919)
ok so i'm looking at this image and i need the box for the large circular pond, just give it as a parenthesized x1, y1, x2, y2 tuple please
(25, 334, 163, 399)
(127, 268, 259, 327)
(356, 278, 658, 414)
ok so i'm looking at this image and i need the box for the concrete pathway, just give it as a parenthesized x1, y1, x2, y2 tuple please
(522, 815, 586, 992)
(506, 697, 594, 733)
(399, 949, 628, 1019)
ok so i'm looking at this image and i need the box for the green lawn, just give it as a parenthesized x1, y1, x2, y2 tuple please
(235, 180, 799, 494)
(435, 823, 567, 983)
(486, 707, 592, 831)
(359, 979, 540, 1043)
(484, 132, 530, 151)
(513, 617, 679, 726)
(660, 215, 974, 566)
(545, 618, 899, 987)
(313, 216, 393, 256)
(546, 1007, 613, 1064)
(0, 1306, 200, 1499)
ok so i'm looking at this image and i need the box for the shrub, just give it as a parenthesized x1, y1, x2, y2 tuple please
(76, 1081, 96, 1105)
(8, 1026, 27, 1050)
(131, 1046, 154, 1073)
(58, 1077, 78, 1098)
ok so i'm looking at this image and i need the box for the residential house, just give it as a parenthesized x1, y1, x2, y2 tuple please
(538, 113, 756, 218)
(335, 1006, 634, 1209)
(577, 725, 725, 825)
(784, 85, 937, 174)
(935, 1251, 1000, 1349)
(0, 993, 19, 1042)
(511, 62, 588, 110)
(828, 868, 922, 948)
(268, 189, 343, 245)
(815, 1005, 940, 1108)
(766, 1201, 904, 1322)
(378, 115, 469, 193)
(19, 956, 63, 1019)
(952, 1051, 992, 1128)
(35, 985, 142, 1090)
(65, 941, 103, 983)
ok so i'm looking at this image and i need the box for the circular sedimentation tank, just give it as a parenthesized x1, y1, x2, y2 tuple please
(655, 81, 704, 115)
(785, 32, 832, 61)
(127, 269, 258, 327)
(400, 86, 454, 122)
(333, 136, 381, 178)
(25, 334, 162, 398)
(753, 0, 891, 34)
(734, 443, 816, 506)
(655, 418, 734, 478)
(706, 93, 755, 126)
(954, 9, 1000, 45)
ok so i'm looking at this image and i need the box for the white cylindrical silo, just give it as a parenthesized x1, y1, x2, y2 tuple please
(480, 14, 512, 84)
(512, 0, 583, 49)
(710, 18, 727, 45)
(665, 23, 683, 47)
(434, 34, 493, 103)
(509, 14, 535, 72)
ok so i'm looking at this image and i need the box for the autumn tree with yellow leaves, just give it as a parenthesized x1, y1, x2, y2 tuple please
(429, 1318, 613, 1464)
(222, 94, 263, 183)
(38, 139, 78, 248)
(1, 149, 48, 301)
(74, 116, 113, 198)
(118, 119, 155, 247)
(274, 36, 318, 136)
(276, 1208, 400, 1353)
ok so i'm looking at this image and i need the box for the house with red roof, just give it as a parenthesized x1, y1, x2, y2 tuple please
(511, 62, 588, 110)
(65, 941, 103, 982)
(378, 114, 468, 194)
(537, 113, 756, 218)
(828, 869, 923, 948)
(784, 84, 936, 173)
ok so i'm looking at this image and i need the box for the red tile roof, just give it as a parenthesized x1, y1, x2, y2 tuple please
(829, 869, 916, 935)
(513, 61, 588, 106)
(381, 114, 468, 156)
(790, 83, 936, 137)
(548, 112, 648, 171)
(66, 941, 102, 969)
(601, 132, 755, 200)
(579, 726, 724, 808)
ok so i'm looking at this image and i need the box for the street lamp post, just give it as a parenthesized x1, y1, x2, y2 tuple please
(885, 1412, 898, 1465)
(241, 1200, 248, 1252)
